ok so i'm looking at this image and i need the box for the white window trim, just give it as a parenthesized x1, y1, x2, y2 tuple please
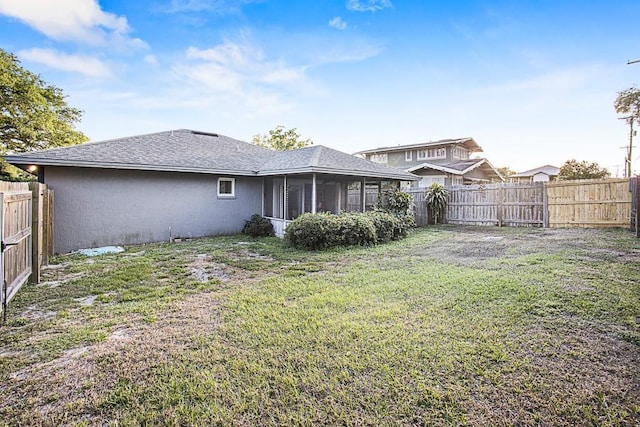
(452, 146, 469, 160)
(370, 153, 388, 164)
(405, 150, 412, 161)
(217, 177, 235, 198)
(417, 149, 427, 160)
(427, 148, 446, 159)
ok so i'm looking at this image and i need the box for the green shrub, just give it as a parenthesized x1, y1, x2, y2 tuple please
(285, 212, 377, 250)
(338, 212, 377, 247)
(376, 187, 416, 232)
(242, 214, 275, 238)
(365, 211, 403, 242)
(377, 188, 413, 216)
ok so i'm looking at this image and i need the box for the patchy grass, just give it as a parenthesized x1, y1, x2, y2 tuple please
(1, 227, 639, 426)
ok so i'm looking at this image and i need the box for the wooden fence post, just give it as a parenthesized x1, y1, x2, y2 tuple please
(44, 189, 54, 263)
(29, 182, 44, 284)
(636, 177, 639, 237)
(542, 183, 549, 228)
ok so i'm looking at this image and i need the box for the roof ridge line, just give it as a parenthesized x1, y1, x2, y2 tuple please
(308, 145, 323, 167)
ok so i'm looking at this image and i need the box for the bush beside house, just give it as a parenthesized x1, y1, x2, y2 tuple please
(242, 214, 275, 237)
(285, 211, 410, 250)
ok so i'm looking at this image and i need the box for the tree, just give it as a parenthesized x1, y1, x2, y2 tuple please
(251, 125, 312, 151)
(614, 86, 640, 124)
(558, 159, 610, 181)
(1, 48, 87, 177)
(496, 166, 516, 179)
(424, 183, 449, 224)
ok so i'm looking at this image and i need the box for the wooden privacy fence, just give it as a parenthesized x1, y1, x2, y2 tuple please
(408, 183, 546, 227)
(409, 178, 633, 229)
(628, 177, 638, 237)
(0, 181, 53, 321)
(546, 179, 631, 228)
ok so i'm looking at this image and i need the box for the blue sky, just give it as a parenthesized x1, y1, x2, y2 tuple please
(1, 0, 638, 174)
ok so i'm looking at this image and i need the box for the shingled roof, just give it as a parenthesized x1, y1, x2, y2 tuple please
(510, 165, 560, 178)
(5, 129, 417, 181)
(406, 158, 504, 181)
(5, 130, 273, 176)
(258, 145, 417, 180)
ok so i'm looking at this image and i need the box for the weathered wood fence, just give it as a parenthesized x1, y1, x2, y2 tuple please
(631, 177, 638, 237)
(546, 179, 632, 228)
(0, 181, 53, 320)
(408, 178, 633, 229)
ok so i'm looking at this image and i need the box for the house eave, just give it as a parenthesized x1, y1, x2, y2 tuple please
(4, 157, 258, 176)
(406, 162, 466, 175)
(257, 166, 419, 181)
(355, 138, 483, 155)
(7, 157, 420, 181)
(407, 159, 504, 181)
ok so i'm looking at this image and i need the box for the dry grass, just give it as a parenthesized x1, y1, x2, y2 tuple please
(0, 227, 638, 426)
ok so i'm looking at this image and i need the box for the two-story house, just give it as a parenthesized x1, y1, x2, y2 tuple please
(355, 137, 503, 187)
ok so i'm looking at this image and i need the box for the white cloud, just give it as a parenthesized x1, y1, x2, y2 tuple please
(173, 40, 309, 113)
(165, 0, 260, 13)
(0, 0, 147, 48)
(144, 54, 159, 66)
(346, 0, 392, 12)
(178, 41, 306, 91)
(312, 42, 382, 64)
(18, 48, 112, 78)
(329, 16, 347, 30)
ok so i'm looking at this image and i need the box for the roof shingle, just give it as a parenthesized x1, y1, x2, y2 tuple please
(5, 129, 417, 181)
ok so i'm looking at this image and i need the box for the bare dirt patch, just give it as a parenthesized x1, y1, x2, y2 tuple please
(190, 254, 231, 282)
(1, 291, 223, 425)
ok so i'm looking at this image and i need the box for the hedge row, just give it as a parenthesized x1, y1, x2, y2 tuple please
(285, 211, 411, 250)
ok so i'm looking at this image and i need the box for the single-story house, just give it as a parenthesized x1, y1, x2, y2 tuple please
(5, 129, 418, 253)
(509, 165, 560, 183)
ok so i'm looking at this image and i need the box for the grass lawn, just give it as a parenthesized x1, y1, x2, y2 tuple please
(1, 226, 639, 426)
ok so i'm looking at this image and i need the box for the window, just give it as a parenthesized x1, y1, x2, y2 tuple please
(217, 177, 235, 197)
(427, 148, 446, 159)
(452, 146, 469, 160)
(417, 149, 427, 160)
(405, 150, 412, 161)
(369, 153, 388, 163)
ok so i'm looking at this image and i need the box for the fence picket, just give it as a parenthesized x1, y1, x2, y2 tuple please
(407, 179, 632, 229)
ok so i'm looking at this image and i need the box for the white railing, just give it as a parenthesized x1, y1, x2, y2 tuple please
(266, 217, 292, 238)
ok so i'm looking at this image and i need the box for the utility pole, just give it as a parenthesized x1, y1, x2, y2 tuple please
(619, 116, 635, 177)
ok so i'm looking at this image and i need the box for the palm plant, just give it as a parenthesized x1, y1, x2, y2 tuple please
(424, 183, 449, 224)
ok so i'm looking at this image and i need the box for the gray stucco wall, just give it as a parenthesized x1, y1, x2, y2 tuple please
(44, 167, 263, 253)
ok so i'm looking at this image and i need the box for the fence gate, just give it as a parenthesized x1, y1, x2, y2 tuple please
(1, 190, 32, 320)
